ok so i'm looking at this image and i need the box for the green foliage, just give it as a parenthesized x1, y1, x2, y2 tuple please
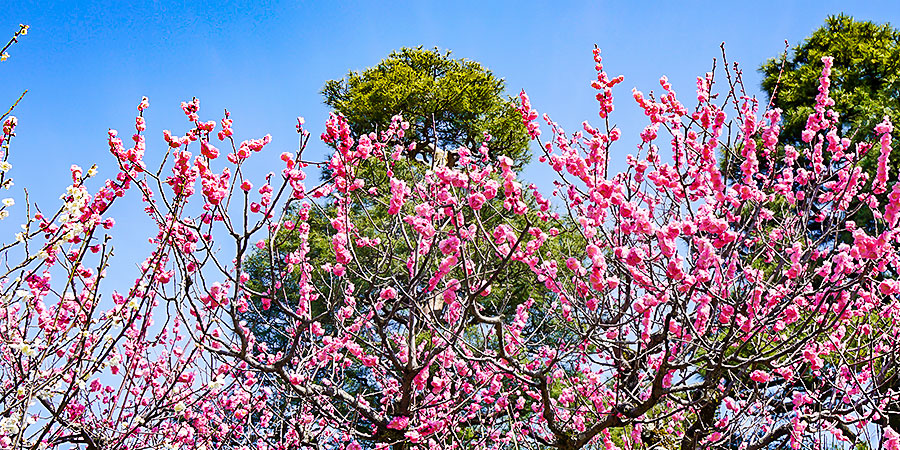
(245, 46, 536, 347)
(753, 15, 900, 237)
(760, 14, 900, 144)
(322, 46, 530, 168)
(239, 48, 575, 445)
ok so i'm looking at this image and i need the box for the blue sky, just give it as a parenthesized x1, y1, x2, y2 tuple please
(1, 0, 900, 273)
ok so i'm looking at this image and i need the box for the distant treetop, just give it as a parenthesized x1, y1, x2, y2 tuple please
(760, 14, 900, 144)
(321, 47, 530, 168)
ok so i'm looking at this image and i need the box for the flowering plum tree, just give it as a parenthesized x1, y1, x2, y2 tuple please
(2, 43, 900, 450)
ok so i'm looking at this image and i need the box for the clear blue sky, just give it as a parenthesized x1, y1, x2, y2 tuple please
(1, 0, 899, 273)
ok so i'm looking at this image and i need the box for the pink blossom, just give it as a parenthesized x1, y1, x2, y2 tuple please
(874, 116, 894, 194)
(885, 427, 900, 450)
(468, 192, 486, 210)
(380, 287, 397, 300)
(387, 416, 409, 430)
(749, 370, 771, 383)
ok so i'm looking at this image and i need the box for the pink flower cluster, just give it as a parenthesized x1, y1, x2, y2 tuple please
(4, 50, 900, 450)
